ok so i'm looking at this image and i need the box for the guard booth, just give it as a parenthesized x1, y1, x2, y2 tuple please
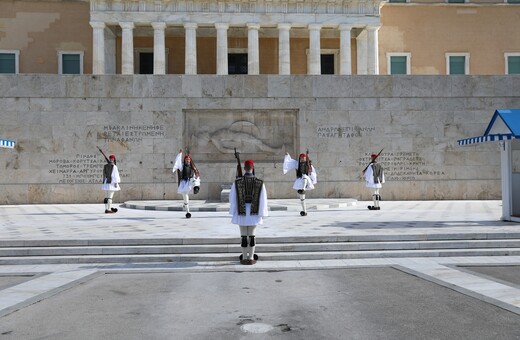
(458, 109, 520, 222)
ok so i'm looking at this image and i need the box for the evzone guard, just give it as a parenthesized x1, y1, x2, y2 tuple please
(173, 149, 201, 218)
(363, 151, 385, 210)
(229, 150, 268, 265)
(98, 147, 121, 214)
(283, 151, 317, 216)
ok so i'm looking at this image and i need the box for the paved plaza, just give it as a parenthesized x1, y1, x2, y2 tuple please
(0, 199, 519, 339)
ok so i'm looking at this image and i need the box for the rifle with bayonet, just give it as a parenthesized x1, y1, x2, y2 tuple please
(185, 147, 200, 177)
(234, 148, 243, 178)
(97, 146, 116, 165)
(362, 148, 383, 174)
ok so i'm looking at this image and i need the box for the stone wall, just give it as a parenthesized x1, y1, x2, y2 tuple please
(0, 74, 519, 204)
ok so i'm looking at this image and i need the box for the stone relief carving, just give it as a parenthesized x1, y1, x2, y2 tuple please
(185, 109, 297, 161)
(196, 121, 283, 155)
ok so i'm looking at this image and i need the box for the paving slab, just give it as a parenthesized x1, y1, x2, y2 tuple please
(459, 266, 520, 287)
(0, 269, 519, 340)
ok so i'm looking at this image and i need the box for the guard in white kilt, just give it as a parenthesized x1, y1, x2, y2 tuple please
(364, 153, 385, 210)
(229, 160, 268, 265)
(172, 149, 201, 218)
(283, 152, 317, 216)
(102, 155, 121, 214)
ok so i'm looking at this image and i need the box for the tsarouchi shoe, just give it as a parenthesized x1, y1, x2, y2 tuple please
(105, 210, 114, 214)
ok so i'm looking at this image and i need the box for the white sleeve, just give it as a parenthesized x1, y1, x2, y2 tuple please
(112, 165, 121, 184)
(172, 152, 183, 173)
(259, 184, 268, 217)
(283, 154, 297, 174)
(310, 165, 317, 184)
(365, 164, 373, 184)
(229, 182, 237, 216)
(381, 169, 385, 184)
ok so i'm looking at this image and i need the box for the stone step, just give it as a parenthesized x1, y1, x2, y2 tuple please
(1, 239, 520, 257)
(2, 232, 520, 247)
(1, 248, 520, 265)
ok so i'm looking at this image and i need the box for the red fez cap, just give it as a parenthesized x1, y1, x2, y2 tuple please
(371, 154, 378, 158)
(109, 155, 116, 160)
(184, 154, 191, 159)
(245, 160, 254, 168)
(299, 153, 306, 158)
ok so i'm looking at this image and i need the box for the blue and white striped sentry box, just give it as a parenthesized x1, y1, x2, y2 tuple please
(0, 139, 16, 149)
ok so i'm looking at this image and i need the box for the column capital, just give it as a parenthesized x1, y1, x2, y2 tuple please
(215, 23, 229, 30)
(247, 23, 260, 30)
(308, 24, 322, 31)
(366, 25, 381, 32)
(119, 22, 135, 30)
(277, 23, 292, 30)
(184, 22, 198, 29)
(90, 21, 106, 29)
(338, 24, 355, 31)
(151, 22, 167, 30)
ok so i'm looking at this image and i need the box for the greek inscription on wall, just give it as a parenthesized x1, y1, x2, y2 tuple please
(317, 125, 376, 138)
(358, 152, 446, 181)
(48, 154, 127, 184)
(99, 125, 165, 143)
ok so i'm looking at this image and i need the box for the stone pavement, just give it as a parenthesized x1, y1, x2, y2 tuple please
(0, 199, 519, 336)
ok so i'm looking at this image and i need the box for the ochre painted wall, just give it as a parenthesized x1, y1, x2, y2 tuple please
(379, 4, 520, 75)
(0, 1, 92, 74)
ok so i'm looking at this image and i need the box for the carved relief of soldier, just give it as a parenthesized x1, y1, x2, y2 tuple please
(229, 157, 268, 265)
(173, 149, 201, 218)
(363, 152, 385, 210)
(283, 152, 318, 216)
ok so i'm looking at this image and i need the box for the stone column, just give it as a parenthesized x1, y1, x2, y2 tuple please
(184, 23, 198, 75)
(278, 23, 291, 75)
(308, 24, 321, 75)
(247, 23, 260, 75)
(120, 22, 135, 75)
(215, 23, 229, 75)
(356, 29, 368, 75)
(152, 22, 166, 75)
(339, 24, 353, 75)
(90, 21, 106, 75)
(367, 26, 380, 75)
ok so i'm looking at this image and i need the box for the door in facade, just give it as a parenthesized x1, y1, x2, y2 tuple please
(228, 53, 248, 74)
(139, 52, 154, 74)
(321, 54, 335, 74)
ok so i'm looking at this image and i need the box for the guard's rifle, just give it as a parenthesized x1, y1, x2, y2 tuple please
(306, 149, 312, 174)
(97, 146, 116, 165)
(362, 148, 383, 174)
(185, 147, 200, 177)
(234, 148, 243, 178)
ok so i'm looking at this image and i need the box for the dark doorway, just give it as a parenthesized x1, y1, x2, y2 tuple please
(228, 53, 248, 74)
(139, 53, 154, 74)
(321, 54, 335, 74)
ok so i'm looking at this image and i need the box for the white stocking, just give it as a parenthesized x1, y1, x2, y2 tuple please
(182, 193, 190, 212)
(299, 193, 306, 212)
(248, 226, 257, 260)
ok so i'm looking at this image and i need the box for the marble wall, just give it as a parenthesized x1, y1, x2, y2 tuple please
(0, 74, 519, 204)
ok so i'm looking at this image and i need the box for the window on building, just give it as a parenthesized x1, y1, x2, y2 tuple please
(321, 54, 335, 74)
(507, 0, 520, 3)
(58, 51, 83, 74)
(447, 0, 465, 3)
(446, 53, 469, 75)
(388, 0, 407, 3)
(505, 54, 520, 74)
(228, 53, 248, 74)
(0, 50, 19, 74)
(387, 53, 411, 75)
